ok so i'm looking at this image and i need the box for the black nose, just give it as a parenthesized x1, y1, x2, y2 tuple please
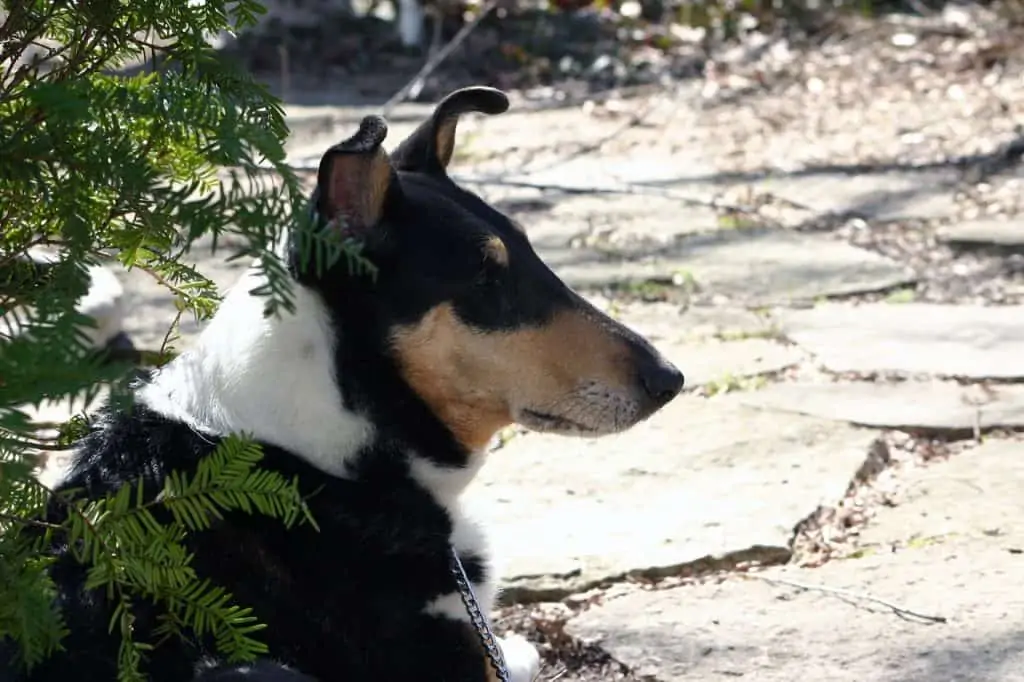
(639, 358, 684, 406)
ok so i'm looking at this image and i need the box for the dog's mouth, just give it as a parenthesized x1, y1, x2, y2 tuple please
(516, 408, 601, 435)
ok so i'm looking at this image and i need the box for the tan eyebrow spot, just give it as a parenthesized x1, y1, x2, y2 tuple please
(482, 235, 508, 266)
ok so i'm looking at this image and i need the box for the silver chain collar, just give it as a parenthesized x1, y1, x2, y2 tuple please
(449, 546, 511, 682)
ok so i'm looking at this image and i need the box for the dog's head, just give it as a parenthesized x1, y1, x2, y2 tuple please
(291, 87, 683, 453)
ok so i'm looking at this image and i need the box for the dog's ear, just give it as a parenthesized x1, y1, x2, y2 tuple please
(391, 86, 509, 174)
(316, 115, 394, 231)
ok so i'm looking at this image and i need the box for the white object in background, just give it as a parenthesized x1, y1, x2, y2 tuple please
(398, 0, 426, 48)
(77, 264, 127, 349)
(3, 249, 126, 350)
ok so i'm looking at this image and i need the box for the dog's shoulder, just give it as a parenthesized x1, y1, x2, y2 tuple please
(49, 382, 479, 592)
(54, 392, 218, 502)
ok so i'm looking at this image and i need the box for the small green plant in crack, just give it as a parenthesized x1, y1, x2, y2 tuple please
(883, 288, 916, 304)
(604, 299, 625, 320)
(489, 425, 521, 452)
(618, 279, 671, 301)
(716, 213, 760, 230)
(716, 326, 782, 342)
(906, 534, 949, 549)
(846, 547, 878, 560)
(671, 269, 699, 291)
(608, 270, 699, 303)
(702, 373, 768, 396)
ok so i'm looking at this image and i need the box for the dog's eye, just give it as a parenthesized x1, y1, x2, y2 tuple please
(455, 264, 511, 327)
(474, 266, 501, 290)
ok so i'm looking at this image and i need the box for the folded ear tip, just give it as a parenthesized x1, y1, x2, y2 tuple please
(332, 115, 389, 155)
(441, 86, 510, 117)
(358, 115, 389, 144)
(472, 87, 511, 114)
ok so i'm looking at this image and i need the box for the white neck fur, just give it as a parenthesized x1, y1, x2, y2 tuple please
(137, 261, 374, 478)
(137, 259, 484, 501)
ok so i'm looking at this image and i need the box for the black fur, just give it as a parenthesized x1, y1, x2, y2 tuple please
(10, 401, 490, 682)
(193, 660, 316, 682)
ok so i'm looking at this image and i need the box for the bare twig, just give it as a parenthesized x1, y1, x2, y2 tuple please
(544, 666, 568, 682)
(742, 573, 947, 624)
(159, 308, 185, 364)
(101, 345, 178, 368)
(0, 511, 63, 530)
(4, 437, 75, 453)
(134, 263, 214, 307)
(381, 0, 499, 117)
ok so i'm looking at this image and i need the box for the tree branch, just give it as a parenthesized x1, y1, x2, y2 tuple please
(381, 0, 500, 116)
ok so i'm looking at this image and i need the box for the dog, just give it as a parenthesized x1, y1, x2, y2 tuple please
(2, 251, 129, 352)
(0, 86, 684, 682)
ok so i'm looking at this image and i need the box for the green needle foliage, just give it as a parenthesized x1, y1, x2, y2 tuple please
(0, 0, 366, 679)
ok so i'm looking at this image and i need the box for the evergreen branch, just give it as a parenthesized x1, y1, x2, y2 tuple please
(0, 536, 67, 670)
(0, 0, 324, 675)
(151, 436, 315, 532)
(160, 579, 269, 663)
(2, 436, 312, 672)
(110, 593, 148, 682)
(158, 308, 185, 363)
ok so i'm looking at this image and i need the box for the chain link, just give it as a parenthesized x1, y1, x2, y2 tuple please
(449, 546, 511, 682)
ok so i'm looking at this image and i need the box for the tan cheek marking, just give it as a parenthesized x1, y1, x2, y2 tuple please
(482, 236, 508, 266)
(391, 304, 513, 451)
(392, 305, 636, 445)
(494, 309, 635, 408)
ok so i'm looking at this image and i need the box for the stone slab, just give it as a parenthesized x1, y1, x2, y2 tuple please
(545, 229, 915, 305)
(661, 305, 777, 341)
(567, 537, 1024, 681)
(779, 303, 1024, 379)
(736, 381, 1024, 430)
(466, 396, 876, 600)
(859, 439, 1024, 549)
(525, 194, 722, 247)
(455, 88, 713, 182)
(939, 218, 1024, 248)
(761, 170, 960, 222)
(496, 152, 721, 192)
(590, 301, 777, 342)
(603, 302, 799, 385)
(655, 338, 800, 388)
